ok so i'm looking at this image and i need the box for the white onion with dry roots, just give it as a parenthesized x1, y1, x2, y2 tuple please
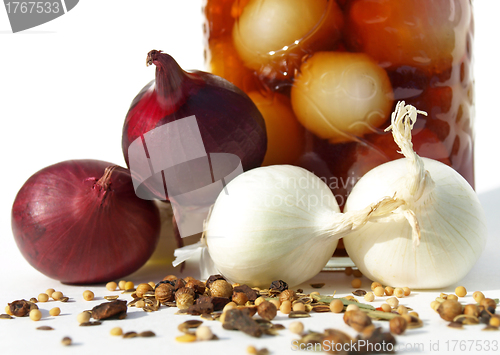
(343, 102, 487, 289)
(174, 165, 403, 288)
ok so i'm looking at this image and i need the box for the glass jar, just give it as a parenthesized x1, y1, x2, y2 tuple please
(203, 0, 474, 262)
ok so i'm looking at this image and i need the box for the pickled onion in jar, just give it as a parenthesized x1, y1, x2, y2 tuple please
(247, 91, 305, 166)
(207, 35, 258, 92)
(291, 51, 393, 143)
(344, 0, 472, 74)
(233, 0, 343, 81)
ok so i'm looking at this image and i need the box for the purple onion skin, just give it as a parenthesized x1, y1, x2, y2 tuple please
(122, 50, 267, 200)
(11, 160, 160, 285)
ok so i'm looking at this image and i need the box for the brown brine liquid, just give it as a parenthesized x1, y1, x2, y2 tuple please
(203, 0, 474, 256)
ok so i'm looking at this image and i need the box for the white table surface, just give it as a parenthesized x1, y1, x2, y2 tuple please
(1, 1, 499, 354)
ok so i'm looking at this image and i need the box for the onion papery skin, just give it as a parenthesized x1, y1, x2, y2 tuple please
(343, 157, 487, 289)
(11, 160, 161, 284)
(122, 51, 267, 200)
(206, 165, 340, 288)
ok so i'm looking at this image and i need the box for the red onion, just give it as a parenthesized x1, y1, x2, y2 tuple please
(11, 160, 160, 284)
(122, 50, 267, 200)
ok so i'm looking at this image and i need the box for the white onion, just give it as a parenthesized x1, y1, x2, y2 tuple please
(343, 102, 487, 289)
(174, 165, 402, 288)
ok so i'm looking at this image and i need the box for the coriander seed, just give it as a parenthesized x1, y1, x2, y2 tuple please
(155, 283, 175, 304)
(385, 286, 394, 296)
(45, 288, 55, 297)
(394, 288, 404, 298)
(279, 289, 297, 303)
(364, 292, 375, 302)
(232, 292, 249, 306)
(106, 281, 118, 291)
(403, 287, 411, 296)
(374, 286, 385, 297)
(77, 311, 91, 324)
(387, 297, 399, 308)
(110, 327, 123, 336)
(473, 291, 485, 303)
(38, 293, 49, 303)
(381, 304, 392, 312)
(49, 307, 61, 316)
(292, 302, 305, 312)
(455, 286, 467, 297)
(346, 304, 359, 312)
(351, 278, 362, 288)
(83, 290, 94, 301)
(196, 325, 213, 341)
(209, 280, 233, 298)
(280, 300, 292, 314)
(135, 283, 153, 298)
(29, 309, 42, 321)
(330, 299, 343, 313)
(389, 316, 407, 335)
(289, 321, 304, 334)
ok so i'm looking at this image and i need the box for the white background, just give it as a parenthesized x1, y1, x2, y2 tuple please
(0, 1, 499, 354)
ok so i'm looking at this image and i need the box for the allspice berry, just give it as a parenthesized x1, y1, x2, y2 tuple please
(437, 300, 463, 321)
(257, 301, 277, 321)
(135, 283, 153, 298)
(389, 316, 407, 335)
(209, 280, 233, 298)
(155, 283, 175, 304)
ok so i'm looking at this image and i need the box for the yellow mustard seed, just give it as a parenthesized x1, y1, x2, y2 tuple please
(77, 312, 91, 324)
(38, 293, 49, 303)
(409, 311, 419, 318)
(344, 295, 355, 301)
(364, 292, 375, 302)
(447, 294, 458, 301)
(329, 299, 344, 313)
(430, 300, 440, 312)
(292, 302, 305, 312)
(352, 269, 363, 277)
(473, 291, 485, 303)
(45, 288, 55, 297)
(280, 300, 292, 314)
(385, 287, 394, 296)
(106, 281, 118, 291)
(455, 286, 467, 298)
(344, 267, 353, 276)
(374, 286, 385, 297)
(403, 287, 411, 296)
(49, 307, 61, 316)
(223, 302, 237, 313)
(490, 316, 500, 328)
(52, 291, 63, 301)
(83, 290, 94, 301)
(110, 327, 123, 336)
(124, 281, 134, 291)
(381, 304, 392, 313)
(371, 282, 382, 291)
(254, 296, 266, 306)
(5, 305, 13, 315)
(195, 325, 213, 341)
(397, 305, 408, 315)
(394, 288, 404, 298)
(29, 309, 42, 321)
(351, 278, 362, 288)
(118, 280, 127, 290)
(289, 321, 304, 334)
(346, 304, 359, 312)
(270, 299, 281, 309)
(247, 345, 258, 354)
(387, 297, 399, 308)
